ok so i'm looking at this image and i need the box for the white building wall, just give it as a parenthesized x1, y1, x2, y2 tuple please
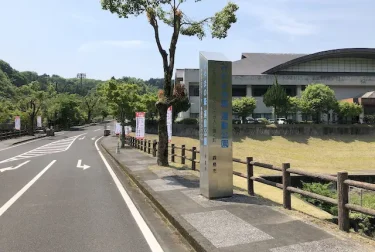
(177, 68, 375, 121)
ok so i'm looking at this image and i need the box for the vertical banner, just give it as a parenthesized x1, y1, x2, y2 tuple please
(125, 126, 131, 136)
(115, 122, 122, 135)
(15, 116, 21, 130)
(167, 106, 172, 143)
(135, 112, 145, 139)
(199, 51, 233, 199)
(37, 116, 42, 128)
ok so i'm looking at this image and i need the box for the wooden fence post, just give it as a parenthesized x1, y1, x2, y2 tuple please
(247, 157, 254, 196)
(191, 147, 196, 170)
(144, 139, 147, 152)
(171, 144, 175, 162)
(148, 140, 151, 154)
(152, 140, 157, 157)
(337, 172, 350, 232)
(181, 145, 186, 165)
(282, 163, 291, 210)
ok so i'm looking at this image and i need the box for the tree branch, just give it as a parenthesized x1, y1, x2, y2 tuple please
(147, 9, 168, 69)
(168, 5, 182, 74)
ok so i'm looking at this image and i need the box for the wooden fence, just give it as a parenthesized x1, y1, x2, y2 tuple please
(125, 136, 375, 233)
(0, 130, 28, 141)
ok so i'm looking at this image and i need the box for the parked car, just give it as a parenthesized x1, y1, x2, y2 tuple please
(268, 119, 275, 124)
(255, 118, 269, 124)
(277, 118, 287, 124)
(244, 117, 255, 124)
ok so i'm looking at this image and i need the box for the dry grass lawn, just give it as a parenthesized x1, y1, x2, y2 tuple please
(130, 133, 375, 220)
(135, 133, 375, 176)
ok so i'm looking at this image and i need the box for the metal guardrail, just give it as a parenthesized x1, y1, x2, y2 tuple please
(125, 136, 375, 233)
(0, 130, 28, 141)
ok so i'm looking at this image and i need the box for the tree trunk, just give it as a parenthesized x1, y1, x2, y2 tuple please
(87, 109, 92, 123)
(121, 122, 125, 148)
(157, 104, 169, 166)
(29, 115, 35, 136)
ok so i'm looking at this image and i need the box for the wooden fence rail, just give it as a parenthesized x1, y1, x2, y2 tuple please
(125, 136, 375, 232)
(0, 130, 28, 141)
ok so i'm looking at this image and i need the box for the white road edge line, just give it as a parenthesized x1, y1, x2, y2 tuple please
(94, 137, 164, 252)
(0, 160, 56, 217)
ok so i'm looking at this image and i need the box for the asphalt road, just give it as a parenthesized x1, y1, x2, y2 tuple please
(0, 126, 192, 252)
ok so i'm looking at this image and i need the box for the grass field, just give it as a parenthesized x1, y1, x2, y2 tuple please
(130, 133, 375, 219)
(136, 134, 375, 176)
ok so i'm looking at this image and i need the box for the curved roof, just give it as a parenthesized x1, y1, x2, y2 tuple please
(263, 48, 375, 74)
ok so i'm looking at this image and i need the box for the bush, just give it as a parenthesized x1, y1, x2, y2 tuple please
(300, 182, 375, 238)
(301, 182, 338, 215)
(257, 118, 269, 124)
(177, 118, 198, 125)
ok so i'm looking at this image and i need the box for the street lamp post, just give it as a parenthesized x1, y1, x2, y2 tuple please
(76, 73, 86, 95)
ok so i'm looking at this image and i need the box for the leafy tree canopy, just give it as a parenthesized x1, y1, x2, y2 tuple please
(263, 76, 288, 118)
(232, 97, 256, 122)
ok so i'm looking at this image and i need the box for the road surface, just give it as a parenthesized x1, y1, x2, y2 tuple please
(0, 126, 191, 252)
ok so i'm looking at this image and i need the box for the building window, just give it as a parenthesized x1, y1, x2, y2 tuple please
(190, 113, 199, 118)
(252, 86, 271, 97)
(301, 85, 306, 91)
(176, 77, 183, 84)
(284, 85, 297, 97)
(253, 113, 262, 119)
(189, 85, 199, 96)
(263, 113, 272, 119)
(232, 85, 247, 97)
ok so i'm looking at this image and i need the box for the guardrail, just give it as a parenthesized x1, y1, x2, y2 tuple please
(0, 130, 28, 141)
(125, 136, 375, 233)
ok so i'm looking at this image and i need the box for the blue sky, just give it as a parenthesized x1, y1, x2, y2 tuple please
(0, 0, 374, 80)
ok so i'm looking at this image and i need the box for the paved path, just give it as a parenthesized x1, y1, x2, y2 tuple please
(0, 127, 191, 252)
(101, 136, 375, 252)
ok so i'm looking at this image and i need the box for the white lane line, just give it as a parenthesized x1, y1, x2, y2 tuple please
(0, 160, 56, 217)
(94, 137, 164, 252)
(91, 137, 96, 141)
(94, 129, 101, 132)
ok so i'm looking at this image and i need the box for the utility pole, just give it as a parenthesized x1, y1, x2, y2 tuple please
(76, 73, 86, 95)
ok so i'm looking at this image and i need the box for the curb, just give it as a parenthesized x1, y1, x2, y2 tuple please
(11, 135, 46, 145)
(100, 141, 208, 252)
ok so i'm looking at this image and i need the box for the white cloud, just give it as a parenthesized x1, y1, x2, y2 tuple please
(78, 40, 149, 53)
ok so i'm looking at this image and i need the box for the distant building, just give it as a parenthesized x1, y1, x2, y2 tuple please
(175, 48, 375, 122)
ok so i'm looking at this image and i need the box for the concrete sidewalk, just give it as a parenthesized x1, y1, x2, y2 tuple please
(101, 136, 374, 252)
(0, 133, 46, 149)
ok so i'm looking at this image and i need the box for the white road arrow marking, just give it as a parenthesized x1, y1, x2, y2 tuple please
(91, 137, 96, 140)
(77, 159, 90, 170)
(79, 136, 86, 140)
(0, 160, 30, 173)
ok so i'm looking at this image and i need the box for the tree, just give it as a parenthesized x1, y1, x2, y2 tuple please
(0, 99, 14, 123)
(232, 97, 256, 122)
(279, 96, 300, 119)
(102, 79, 145, 147)
(141, 92, 158, 120)
(337, 101, 362, 124)
(16, 81, 48, 134)
(300, 84, 337, 123)
(82, 91, 100, 123)
(171, 84, 190, 122)
(101, 0, 239, 166)
(263, 76, 288, 120)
